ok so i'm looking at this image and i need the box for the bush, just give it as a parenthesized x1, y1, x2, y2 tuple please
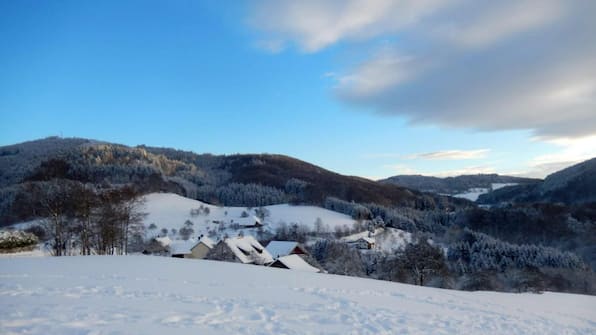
(0, 230, 38, 250)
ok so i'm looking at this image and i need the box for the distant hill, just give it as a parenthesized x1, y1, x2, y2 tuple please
(478, 157, 596, 205)
(0, 137, 99, 188)
(0, 137, 471, 225)
(379, 174, 540, 197)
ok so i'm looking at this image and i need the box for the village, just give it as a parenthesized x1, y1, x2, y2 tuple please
(144, 234, 322, 273)
(135, 193, 412, 274)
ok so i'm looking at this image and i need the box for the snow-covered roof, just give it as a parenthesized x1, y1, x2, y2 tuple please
(341, 232, 375, 245)
(272, 255, 320, 273)
(224, 236, 273, 265)
(155, 236, 172, 247)
(169, 240, 199, 255)
(197, 236, 216, 249)
(265, 241, 303, 258)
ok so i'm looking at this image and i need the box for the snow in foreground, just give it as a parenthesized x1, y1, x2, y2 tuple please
(1, 256, 594, 335)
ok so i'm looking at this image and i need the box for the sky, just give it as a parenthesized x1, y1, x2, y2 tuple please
(1, 0, 595, 179)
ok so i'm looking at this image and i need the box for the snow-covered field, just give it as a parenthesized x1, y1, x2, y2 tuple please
(142, 193, 356, 239)
(1, 256, 594, 335)
(452, 183, 518, 201)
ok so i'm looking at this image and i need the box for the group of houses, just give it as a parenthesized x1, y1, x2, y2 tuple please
(144, 234, 321, 273)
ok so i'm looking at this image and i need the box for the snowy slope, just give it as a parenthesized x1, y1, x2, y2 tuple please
(0, 256, 594, 335)
(142, 193, 356, 239)
(452, 183, 518, 201)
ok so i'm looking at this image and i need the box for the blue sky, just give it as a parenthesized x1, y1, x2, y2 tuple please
(1, 0, 594, 179)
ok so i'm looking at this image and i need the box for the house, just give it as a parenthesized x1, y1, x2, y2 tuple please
(347, 237, 375, 250)
(190, 236, 215, 259)
(239, 216, 263, 229)
(169, 236, 216, 259)
(265, 241, 308, 259)
(169, 240, 198, 258)
(268, 254, 320, 273)
(341, 230, 377, 250)
(142, 238, 169, 256)
(207, 235, 273, 265)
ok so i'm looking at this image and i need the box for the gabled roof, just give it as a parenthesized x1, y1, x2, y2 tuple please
(341, 231, 375, 245)
(169, 240, 199, 255)
(196, 236, 216, 249)
(265, 241, 305, 258)
(271, 255, 320, 273)
(155, 236, 172, 247)
(224, 236, 273, 265)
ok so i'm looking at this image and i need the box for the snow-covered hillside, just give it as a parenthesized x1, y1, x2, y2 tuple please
(1, 256, 594, 335)
(452, 183, 518, 201)
(142, 193, 356, 239)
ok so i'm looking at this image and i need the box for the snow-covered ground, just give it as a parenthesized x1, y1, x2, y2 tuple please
(452, 183, 518, 201)
(142, 193, 356, 240)
(0, 256, 594, 335)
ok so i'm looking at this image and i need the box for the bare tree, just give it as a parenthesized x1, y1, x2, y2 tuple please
(402, 239, 449, 286)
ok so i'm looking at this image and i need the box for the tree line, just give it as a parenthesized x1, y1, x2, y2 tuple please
(17, 179, 145, 256)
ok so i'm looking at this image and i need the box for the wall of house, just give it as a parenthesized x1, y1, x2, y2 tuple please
(191, 243, 211, 259)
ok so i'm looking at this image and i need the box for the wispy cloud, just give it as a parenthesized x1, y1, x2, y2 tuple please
(406, 149, 489, 160)
(249, 0, 452, 53)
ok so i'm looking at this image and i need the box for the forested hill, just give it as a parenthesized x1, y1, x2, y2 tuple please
(379, 174, 540, 195)
(478, 157, 596, 205)
(0, 137, 471, 225)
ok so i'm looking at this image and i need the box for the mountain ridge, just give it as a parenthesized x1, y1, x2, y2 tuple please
(478, 157, 596, 205)
(379, 173, 541, 196)
(0, 137, 471, 225)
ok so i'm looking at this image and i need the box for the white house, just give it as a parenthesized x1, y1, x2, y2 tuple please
(209, 235, 273, 265)
(341, 231, 376, 250)
(169, 236, 216, 259)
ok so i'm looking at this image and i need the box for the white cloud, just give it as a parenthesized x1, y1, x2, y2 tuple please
(249, 0, 596, 139)
(521, 135, 596, 177)
(250, 0, 452, 52)
(336, 48, 427, 98)
(335, 1, 596, 139)
(438, 0, 564, 48)
(406, 149, 489, 160)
